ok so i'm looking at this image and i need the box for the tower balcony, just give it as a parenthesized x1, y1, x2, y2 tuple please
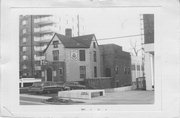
(34, 65, 42, 70)
(34, 35, 53, 42)
(34, 45, 47, 52)
(34, 55, 45, 61)
(34, 28, 54, 34)
(34, 16, 54, 26)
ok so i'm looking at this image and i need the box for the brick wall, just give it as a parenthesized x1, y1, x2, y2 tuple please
(85, 77, 112, 89)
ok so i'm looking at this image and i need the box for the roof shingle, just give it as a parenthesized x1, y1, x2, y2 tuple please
(44, 33, 96, 53)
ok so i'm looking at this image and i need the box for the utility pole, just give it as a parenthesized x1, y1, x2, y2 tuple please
(140, 14, 145, 77)
(77, 14, 80, 36)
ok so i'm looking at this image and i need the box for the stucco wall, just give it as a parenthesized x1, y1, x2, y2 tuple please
(65, 48, 91, 82)
(45, 35, 101, 82)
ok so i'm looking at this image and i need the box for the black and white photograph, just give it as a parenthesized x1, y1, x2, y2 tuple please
(1, 0, 180, 118)
(19, 11, 154, 105)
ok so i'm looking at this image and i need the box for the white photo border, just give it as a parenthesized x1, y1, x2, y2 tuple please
(1, 0, 180, 118)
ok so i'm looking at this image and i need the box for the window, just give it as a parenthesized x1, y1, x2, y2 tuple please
(93, 51, 96, 62)
(58, 68, 63, 75)
(93, 42, 96, 48)
(22, 29, 26, 34)
(105, 68, 111, 77)
(22, 37, 27, 43)
(22, 20, 27, 25)
(23, 73, 27, 76)
(53, 50, 59, 61)
(53, 41, 59, 48)
(22, 55, 28, 60)
(141, 65, 144, 71)
(124, 67, 127, 74)
(115, 66, 119, 74)
(131, 64, 136, 70)
(79, 50, 85, 61)
(80, 66, 86, 79)
(22, 64, 27, 69)
(94, 66, 97, 77)
(22, 47, 27, 52)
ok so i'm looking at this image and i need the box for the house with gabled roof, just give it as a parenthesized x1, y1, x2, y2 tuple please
(41, 29, 101, 84)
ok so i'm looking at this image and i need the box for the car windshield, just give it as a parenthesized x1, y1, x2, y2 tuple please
(32, 82, 44, 87)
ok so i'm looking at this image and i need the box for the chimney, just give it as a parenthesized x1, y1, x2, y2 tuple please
(65, 28, 72, 38)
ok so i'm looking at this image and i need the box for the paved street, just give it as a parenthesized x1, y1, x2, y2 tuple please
(20, 94, 51, 105)
(20, 90, 154, 105)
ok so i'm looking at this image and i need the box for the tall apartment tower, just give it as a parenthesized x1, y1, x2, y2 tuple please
(19, 15, 85, 78)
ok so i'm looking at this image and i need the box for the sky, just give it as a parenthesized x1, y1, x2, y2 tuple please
(55, 8, 143, 55)
(79, 10, 143, 55)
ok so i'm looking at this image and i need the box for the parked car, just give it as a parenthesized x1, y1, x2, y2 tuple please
(64, 82, 86, 90)
(28, 81, 66, 94)
(56, 82, 70, 90)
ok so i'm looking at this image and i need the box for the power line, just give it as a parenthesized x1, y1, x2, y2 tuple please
(97, 34, 144, 41)
(19, 34, 145, 47)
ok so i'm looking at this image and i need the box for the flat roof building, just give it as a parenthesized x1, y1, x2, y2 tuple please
(99, 44, 132, 88)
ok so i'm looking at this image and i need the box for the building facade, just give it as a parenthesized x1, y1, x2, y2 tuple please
(19, 15, 85, 78)
(19, 15, 35, 78)
(131, 56, 144, 82)
(99, 44, 132, 88)
(42, 31, 101, 83)
(143, 14, 154, 90)
(131, 55, 144, 89)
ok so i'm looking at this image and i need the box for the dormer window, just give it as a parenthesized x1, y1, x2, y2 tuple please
(53, 41, 59, 48)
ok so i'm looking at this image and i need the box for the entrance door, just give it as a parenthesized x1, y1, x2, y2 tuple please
(47, 68, 52, 81)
